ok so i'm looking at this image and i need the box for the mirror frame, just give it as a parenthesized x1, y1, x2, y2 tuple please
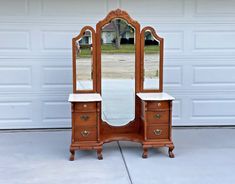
(140, 26, 164, 92)
(71, 9, 165, 127)
(96, 9, 141, 124)
(72, 26, 97, 93)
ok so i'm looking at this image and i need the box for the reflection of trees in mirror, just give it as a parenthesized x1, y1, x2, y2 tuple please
(102, 18, 135, 52)
(101, 18, 135, 79)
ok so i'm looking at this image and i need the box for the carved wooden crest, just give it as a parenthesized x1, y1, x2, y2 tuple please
(97, 8, 139, 27)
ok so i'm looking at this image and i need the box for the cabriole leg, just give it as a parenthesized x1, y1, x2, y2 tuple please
(142, 147, 148, 159)
(69, 149, 75, 161)
(97, 148, 103, 160)
(168, 146, 175, 158)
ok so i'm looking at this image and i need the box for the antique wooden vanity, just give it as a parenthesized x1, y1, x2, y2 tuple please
(68, 9, 175, 160)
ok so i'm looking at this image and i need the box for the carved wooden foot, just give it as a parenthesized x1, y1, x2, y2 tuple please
(168, 146, 175, 158)
(69, 149, 75, 161)
(97, 148, 103, 160)
(142, 148, 148, 159)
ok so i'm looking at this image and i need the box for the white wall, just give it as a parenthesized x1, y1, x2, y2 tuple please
(0, 0, 235, 128)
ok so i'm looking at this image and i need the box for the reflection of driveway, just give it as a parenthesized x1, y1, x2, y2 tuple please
(76, 53, 160, 126)
(76, 53, 159, 79)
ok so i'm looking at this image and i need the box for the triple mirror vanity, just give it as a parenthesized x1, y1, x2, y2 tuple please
(68, 9, 175, 160)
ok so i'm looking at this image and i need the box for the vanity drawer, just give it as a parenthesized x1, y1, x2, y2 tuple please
(147, 111, 169, 124)
(147, 125, 169, 140)
(74, 126, 97, 142)
(74, 112, 97, 126)
(147, 101, 169, 110)
(74, 102, 96, 112)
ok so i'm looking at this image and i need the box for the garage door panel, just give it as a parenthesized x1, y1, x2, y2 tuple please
(0, 31, 30, 50)
(192, 99, 235, 117)
(0, 66, 32, 86)
(42, 101, 70, 121)
(159, 31, 184, 52)
(42, 31, 75, 50)
(0, 101, 32, 121)
(0, 95, 71, 129)
(120, 0, 185, 17)
(194, 31, 235, 50)
(0, 0, 28, 16)
(193, 66, 235, 85)
(41, 0, 106, 16)
(195, 0, 235, 16)
(170, 93, 235, 126)
(41, 66, 72, 90)
(164, 66, 183, 87)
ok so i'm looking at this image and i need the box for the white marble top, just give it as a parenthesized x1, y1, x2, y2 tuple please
(137, 92, 175, 101)
(68, 93, 102, 102)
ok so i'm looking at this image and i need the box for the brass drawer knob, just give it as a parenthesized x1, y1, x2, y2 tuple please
(83, 104, 87, 108)
(154, 114, 161, 119)
(80, 115, 89, 121)
(157, 103, 161, 107)
(81, 130, 90, 137)
(154, 129, 162, 136)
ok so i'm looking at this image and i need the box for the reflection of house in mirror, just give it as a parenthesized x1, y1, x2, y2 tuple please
(101, 19, 134, 45)
(144, 31, 159, 46)
(78, 30, 92, 45)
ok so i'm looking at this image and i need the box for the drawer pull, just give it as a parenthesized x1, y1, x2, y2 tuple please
(154, 114, 161, 119)
(80, 115, 89, 121)
(154, 129, 162, 136)
(157, 103, 161, 107)
(83, 104, 87, 108)
(81, 130, 90, 137)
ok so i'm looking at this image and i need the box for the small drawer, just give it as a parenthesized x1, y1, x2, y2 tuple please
(74, 126, 97, 142)
(147, 125, 169, 140)
(74, 112, 96, 126)
(74, 102, 96, 112)
(147, 111, 169, 124)
(147, 101, 169, 110)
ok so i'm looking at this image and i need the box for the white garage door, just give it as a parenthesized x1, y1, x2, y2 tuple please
(0, 0, 235, 129)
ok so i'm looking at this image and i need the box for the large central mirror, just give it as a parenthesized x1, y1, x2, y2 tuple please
(101, 18, 135, 126)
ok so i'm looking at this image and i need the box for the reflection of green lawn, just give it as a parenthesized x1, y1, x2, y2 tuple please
(144, 45, 160, 53)
(102, 44, 160, 53)
(78, 44, 160, 58)
(78, 49, 92, 58)
(102, 44, 135, 53)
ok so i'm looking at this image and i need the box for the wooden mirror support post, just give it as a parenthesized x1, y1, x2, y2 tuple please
(68, 9, 175, 161)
